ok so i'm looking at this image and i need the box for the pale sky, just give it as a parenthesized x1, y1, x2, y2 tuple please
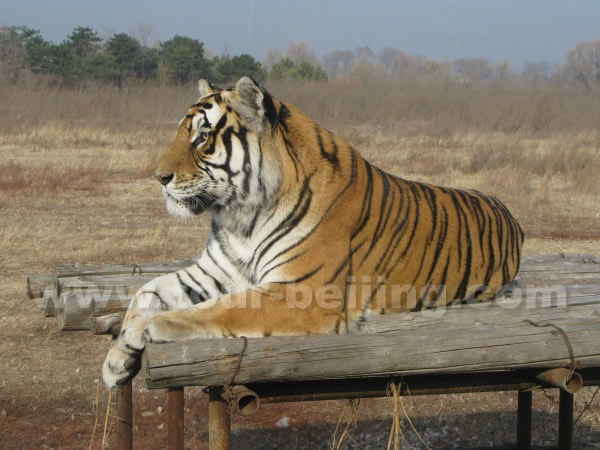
(3, 0, 600, 68)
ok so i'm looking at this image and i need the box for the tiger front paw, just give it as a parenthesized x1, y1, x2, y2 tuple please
(102, 322, 148, 388)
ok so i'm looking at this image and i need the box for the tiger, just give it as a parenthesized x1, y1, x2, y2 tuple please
(103, 76, 524, 387)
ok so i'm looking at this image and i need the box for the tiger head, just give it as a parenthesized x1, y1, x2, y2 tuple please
(155, 76, 283, 219)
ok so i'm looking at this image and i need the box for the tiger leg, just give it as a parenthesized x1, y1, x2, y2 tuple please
(103, 266, 224, 387)
(103, 287, 345, 387)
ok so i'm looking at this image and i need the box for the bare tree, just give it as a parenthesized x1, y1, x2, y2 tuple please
(378, 47, 402, 76)
(493, 60, 511, 81)
(0, 26, 35, 83)
(322, 50, 354, 78)
(348, 54, 386, 83)
(354, 46, 376, 62)
(453, 58, 494, 82)
(522, 61, 555, 84)
(129, 20, 157, 47)
(565, 40, 600, 89)
(263, 48, 283, 71)
(286, 42, 318, 66)
(101, 25, 115, 42)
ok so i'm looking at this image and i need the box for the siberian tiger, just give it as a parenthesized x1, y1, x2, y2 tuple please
(103, 76, 524, 387)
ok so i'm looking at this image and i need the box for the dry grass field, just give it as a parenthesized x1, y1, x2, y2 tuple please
(1, 79, 600, 448)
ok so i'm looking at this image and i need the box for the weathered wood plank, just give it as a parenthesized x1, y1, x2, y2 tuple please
(57, 274, 161, 290)
(522, 254, 599, 264)
(54, 259, 195, 278)
(142, 302, 600, 388)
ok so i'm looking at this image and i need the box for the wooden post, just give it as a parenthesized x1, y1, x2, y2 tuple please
(168, 387, 184, 450)
(208, 387, 230, 450)
(517, 390, 532, 450)
(116, 381, 133, 450)
(558, 390, 573, 450)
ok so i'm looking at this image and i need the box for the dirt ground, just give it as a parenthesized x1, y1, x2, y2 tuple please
(1, 109, 600, 448)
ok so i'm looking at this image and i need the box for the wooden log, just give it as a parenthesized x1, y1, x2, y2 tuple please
(54, 259, 195, 278)
(27, 259, 195, 303)
(26, 253, 600, 333)
(42, 285, 57, 317)
(90, 313, 125, 336)
(51, 259, 194, 330)
(88, 296, 133, 335)
(142, 302, 600, 389)
(25, 254, 599, 302)
(56, 290, 134, 331)
(54, 276, 143, 329)
(55, 293, 90, 331)
(90, 296, 132, 317)
(26, 274, 54, 299)
(522, 254, 599, 264)
(31, 285, 57, 317)
(52, 278, 599, 334)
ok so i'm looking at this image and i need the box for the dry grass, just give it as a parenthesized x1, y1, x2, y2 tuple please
(0, 80, 599, 448)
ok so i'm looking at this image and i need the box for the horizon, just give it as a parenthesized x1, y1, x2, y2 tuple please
(3, 0, 600, 69)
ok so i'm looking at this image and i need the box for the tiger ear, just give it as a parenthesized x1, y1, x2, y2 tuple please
(198, 79, 214, 97)
(235, 76, 277, 131)
(235, 76, 264, 109)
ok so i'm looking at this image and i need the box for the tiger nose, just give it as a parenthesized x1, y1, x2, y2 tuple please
(155, 172, 174, 186)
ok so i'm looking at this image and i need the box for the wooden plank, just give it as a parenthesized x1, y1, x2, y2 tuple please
(54, 259, 195, 278)
(57, 274, 161, 290)
(142, 302, 600, 388)
(521, 254, 599, 264)
(516, 272, 600, 286)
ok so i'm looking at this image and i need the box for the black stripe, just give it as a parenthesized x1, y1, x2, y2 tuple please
(252, 176, 314, 269)
(183, 269, 210, 302)
(272, 264, 323, 284)
(278, 103, 291, 132)
(262, 91, 278, 130)
(315, 125, 340, 170)
(137, 290, 168, 310)
(352, 160, 374, 239)
(195, 263, 226, 294)
(259, 251, 306, 283)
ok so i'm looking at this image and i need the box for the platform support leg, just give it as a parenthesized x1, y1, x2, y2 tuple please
(168, 387, 185, 450)
(558, 389, 574, 450)
(208, 387, 231, 450)
(116, 380, 133, 450)
(517, 390, 532, 450)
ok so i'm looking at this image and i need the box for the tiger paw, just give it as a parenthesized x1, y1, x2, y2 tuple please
(102, 344, 141, 388)
(102, 322, 148, 387)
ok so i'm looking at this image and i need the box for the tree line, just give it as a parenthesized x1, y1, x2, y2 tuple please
(0, 26, 327, 86)
(1, 24, 599, 90)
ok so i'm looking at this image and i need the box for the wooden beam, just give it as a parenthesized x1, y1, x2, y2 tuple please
(142, 304, 600, 389)
(53, 259, 195, 278)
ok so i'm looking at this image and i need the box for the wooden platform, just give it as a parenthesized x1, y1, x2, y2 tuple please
(139, 253, 600, 450)
(26, 253, 600, 449)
